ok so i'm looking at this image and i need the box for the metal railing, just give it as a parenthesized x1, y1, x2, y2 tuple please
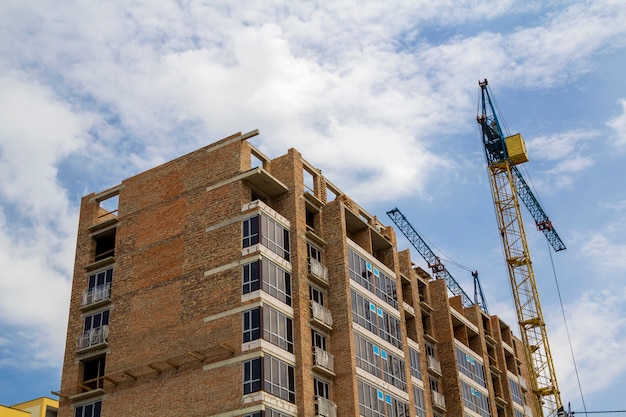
(315, 396, 337, 417)
(431, 391, 446, 410)
(310, 301, 333, 328)
(81, 283, 111, 306)
(313, 346, 335, 373)
(76, 325, 109, 350)
(427, 355, 442, 374)
(309, 258, 329, 283)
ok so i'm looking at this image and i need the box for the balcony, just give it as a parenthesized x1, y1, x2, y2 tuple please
(427, 355, 442, 375)
(76, 326, 109, 351)
(309, 258, 329, 286)
(431, 391, 446, 411)
(313, 346, 335, 375)
(315, 396, 337, 417)
(310, 301, 333, 330)
(81, 283, 111, 308)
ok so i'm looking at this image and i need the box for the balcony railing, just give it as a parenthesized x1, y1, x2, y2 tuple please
(81, 283, 111, 306)
(310, 301, 333, 329)
(309, 258, 329, 284)
(315, 396, 337, 417)
(431, 391, 446, 410)
(427, 355, 442, 374)
(313, 346, 335, 373)
(76, 325, 109, 351)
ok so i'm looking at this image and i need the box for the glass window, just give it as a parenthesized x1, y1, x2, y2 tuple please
(84, 310, 109, 331)
(243, 308, 261, 343)
(509, 378, 523, 405)
(263, 306, 294, 353)
(74, 401, 102, 417)
(456, 348, 487, 387)
(409, 348, 422, 380)
(242, 216, 260, 248)
(461, 381, 491, 417)
(309, 285, 325, 306)
(88, 268, 113, 289)
(242, 261, 260, 294)
(243, 358, 262, 394)
(264, 355, 295, 403)
(348, 248, 398, 308)
(262, 259, 292, 306)
(413, 385, 426, 417)
(314, 377, 330, 399)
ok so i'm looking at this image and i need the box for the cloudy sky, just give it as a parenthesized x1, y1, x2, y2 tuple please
(1, 0, 625, 413)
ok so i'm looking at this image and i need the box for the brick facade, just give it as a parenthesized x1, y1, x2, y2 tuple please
(58, 130, 537, 417)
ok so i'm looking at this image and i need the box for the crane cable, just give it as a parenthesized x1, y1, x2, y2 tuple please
(547, 241, 589, 416)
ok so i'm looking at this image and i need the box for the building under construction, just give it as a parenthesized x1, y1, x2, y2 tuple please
(57, 131, 537, 417)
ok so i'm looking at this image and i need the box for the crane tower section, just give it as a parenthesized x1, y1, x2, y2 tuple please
(477, 79, 563, 417)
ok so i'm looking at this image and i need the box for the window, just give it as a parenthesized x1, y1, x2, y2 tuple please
(409, 348, 422, 380)
(374, 269, 398, 309)
(261, 214, 290, 261)
(309, 285, 325, 306)
(413, 385, 426, 417)
(242, 216, 260, 248)
(242, 259, 292, 306)
(243, 358, 262, 394)
(509, 378, 523, 405)
(308, 242, 322, 262)
(243, 308, 261, 343)
(83, 268, 113, 306)
(348, 248, 374, 292)
(243, 261, 260, 293)
(243, 306, 293, 353)
(312, 330, 327, 351)
(357, 379, 410, 417)
(354, 332, 406, 391)
(461, 381, 491, 417)
(94, 229, 115, 261)
(263, 306, 294, 353)
(262, 259, 292, 306)
(514, 410, 525, 417)
(382, 352, 407, 391)
(457, 348, 487, 387)
(354, 332, 382, 379)
(351, 290, 402, 349)
(348, 248, 398, 309)
(243, 356, 295, 403)
(78, 310, 109, 349)
(84, 310, 109, 332)
(314, 377, 330, 399)
(74, 401, 102, 417)
(264, 355, 296, 403)
(430, 377, 440, 393)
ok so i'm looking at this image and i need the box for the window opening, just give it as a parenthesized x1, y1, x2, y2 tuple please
(94, 229, 116, 262)
(74, 400, 102, 417)
(309, 285, 325, 306)
(82, 356, 106, 391)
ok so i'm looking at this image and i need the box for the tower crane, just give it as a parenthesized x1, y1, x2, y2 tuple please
(387, 207, 488, 313)
(476, 79, 566, 417)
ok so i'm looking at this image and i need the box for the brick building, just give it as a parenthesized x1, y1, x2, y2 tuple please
(57, 130, 537, 417)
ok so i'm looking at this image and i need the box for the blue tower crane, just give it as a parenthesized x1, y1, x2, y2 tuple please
(387, 207, 488, 313)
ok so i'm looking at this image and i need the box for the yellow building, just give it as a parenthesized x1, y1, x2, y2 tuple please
(0, 398, 58, 417)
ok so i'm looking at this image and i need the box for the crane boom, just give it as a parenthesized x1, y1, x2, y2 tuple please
(386, 207, 488, 313)
(477, 79, 563, 417)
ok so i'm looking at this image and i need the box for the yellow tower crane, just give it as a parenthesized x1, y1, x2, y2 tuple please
(476, 79, 568, 417)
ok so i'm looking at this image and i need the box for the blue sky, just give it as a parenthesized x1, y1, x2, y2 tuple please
(1, 0, 625, 414)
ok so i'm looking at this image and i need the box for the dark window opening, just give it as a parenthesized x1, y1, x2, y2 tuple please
(94, 229, 116, 262)
(82, 356, 106, 391)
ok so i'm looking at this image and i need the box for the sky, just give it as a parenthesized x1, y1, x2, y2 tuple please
(0, 0, 625, 414)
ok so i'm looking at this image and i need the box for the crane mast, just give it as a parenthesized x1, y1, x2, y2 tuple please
(477, 79, 563, 417)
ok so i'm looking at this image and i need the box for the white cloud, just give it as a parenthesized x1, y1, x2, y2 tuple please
(607, 98, 626, 147)
(0, 74, 85, 368)
(579, 233, 626, 273)
(549, 287, 626, 403)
